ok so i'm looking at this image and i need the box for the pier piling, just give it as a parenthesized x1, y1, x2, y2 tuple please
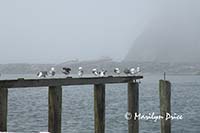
(94, 84, 105, 133)
(0, 88, 8, 131)
(159, 80, 171, 133)
(48, 86, 62, 133)
(128, 81, 139, 133)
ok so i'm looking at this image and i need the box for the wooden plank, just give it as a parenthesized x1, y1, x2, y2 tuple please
(0, 88, 8, 131)
(48, 86, 62, 133)
(128, 81, 139, 133)
(94, 84, 105, 133)
(159, 80, 171, 133)
(0, 76, 143, 88)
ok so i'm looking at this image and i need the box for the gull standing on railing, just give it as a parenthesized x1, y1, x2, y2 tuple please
(37, 71, 48, 78)
(48, 67, 56, 77)
(78, 67, 84, 77)
(92, 68, 99, 76)
(99, 69, 107, 77)
(114, 68, 121, 75)
(62, 67, 71, 76)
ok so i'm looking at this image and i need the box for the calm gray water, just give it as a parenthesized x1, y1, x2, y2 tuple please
(1, 74, 200, 132)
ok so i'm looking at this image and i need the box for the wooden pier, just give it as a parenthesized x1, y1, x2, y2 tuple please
(0, 76, 142, 133)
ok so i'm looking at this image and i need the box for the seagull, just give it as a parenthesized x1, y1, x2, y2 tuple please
(48, 67, 55, 77)
(124, 68, 137, 75)
(114, 68, 120, 75)
(92, 68, 99, 76)
(124, 68, 131, 75)
(62, 67, 71, 76)
(37, 71, 48, 78)
(78, 67, 84, 77)
(136, 67, 141, 74)
(136, 67, 141, 83)
(99, 69, 107, 77)
(130, 68, 136, 75)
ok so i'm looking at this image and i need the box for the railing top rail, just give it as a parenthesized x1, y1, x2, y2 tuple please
(0, 76, 143, 88)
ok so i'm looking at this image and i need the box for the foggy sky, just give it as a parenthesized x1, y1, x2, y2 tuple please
(0, 0, 161, 64)
(126, 0, 200, 63)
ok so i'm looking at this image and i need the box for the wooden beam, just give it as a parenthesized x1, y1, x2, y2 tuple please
(0, 88, 8, 131)
(128, 81, 139, 133)
(94, 84, 105, 133)
(48, 86, 62, 133)
(159, 80, 171, 133)
(0, 76, 143, 88)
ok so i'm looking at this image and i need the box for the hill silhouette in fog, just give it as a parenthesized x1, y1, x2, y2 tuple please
(125, 1, 200, 63)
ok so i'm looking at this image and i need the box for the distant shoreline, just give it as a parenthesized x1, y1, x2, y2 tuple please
(1, 60, 200, 75)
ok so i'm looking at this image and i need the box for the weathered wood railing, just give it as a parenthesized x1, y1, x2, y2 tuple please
(0, 76, 142, 133)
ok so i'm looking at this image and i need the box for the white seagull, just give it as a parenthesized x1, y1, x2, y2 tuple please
(92, 68, 99, 76)
(136, 67, 141, 74)
(124, 68, 137, 76)
(130, 68, 136, 75)
(48, 67, 56, 77)
(99, 69, 107, 77)
(114, 68, 121, 75)
(78, 67, 84, 77)
(37, 71, 48, 78)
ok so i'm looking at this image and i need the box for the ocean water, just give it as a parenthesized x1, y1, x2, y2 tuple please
(1, 74, 200, 132)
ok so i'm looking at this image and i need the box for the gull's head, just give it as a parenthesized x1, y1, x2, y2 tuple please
(114, 68, 120, 71)
(92, 68, 97, 72)
(51, 67, 55, 71)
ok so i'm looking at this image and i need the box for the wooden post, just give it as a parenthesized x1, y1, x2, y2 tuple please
(48, 86, 62, 133)
(94, 84, 105, 133)
(0, 88, 8, 131)
(128, 81, 139, 133)
(159, 80, 171, 133)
